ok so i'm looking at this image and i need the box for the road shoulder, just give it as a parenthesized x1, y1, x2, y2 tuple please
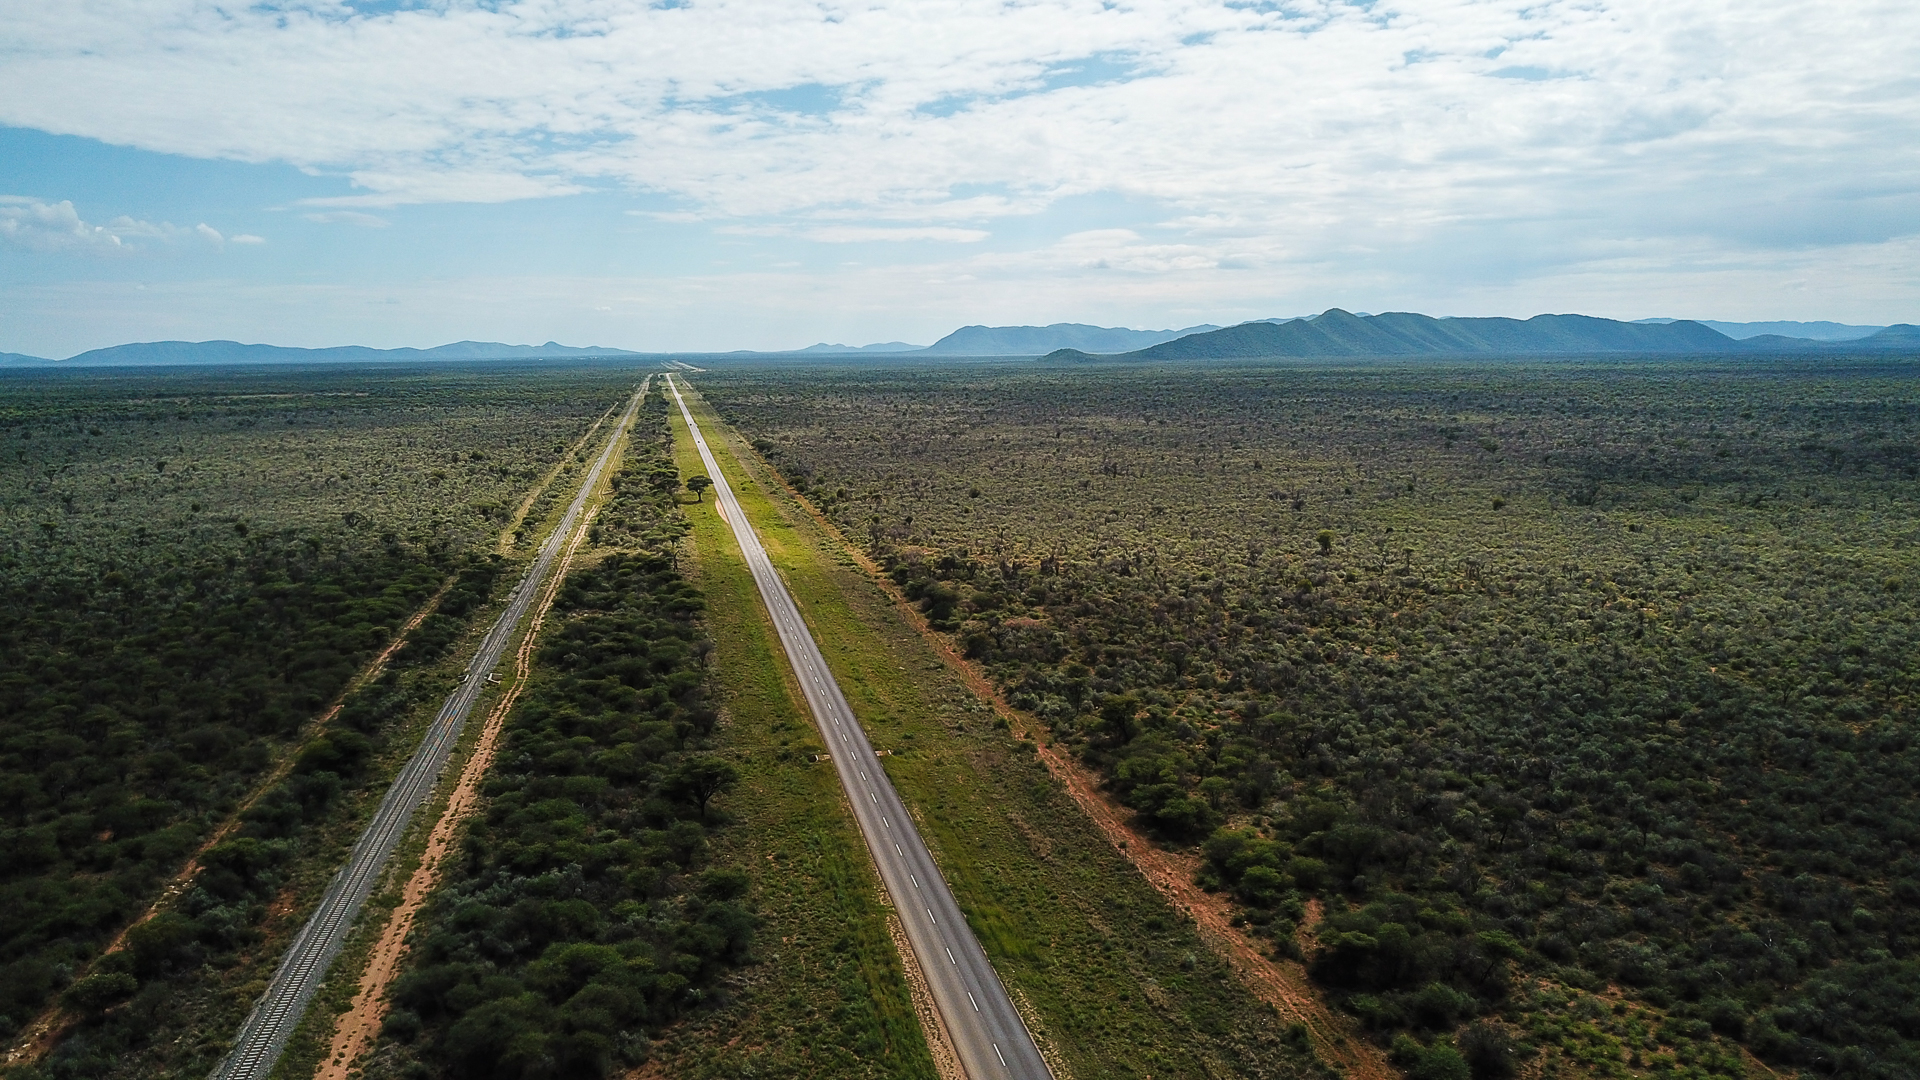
(669, 381, 1335, 1080)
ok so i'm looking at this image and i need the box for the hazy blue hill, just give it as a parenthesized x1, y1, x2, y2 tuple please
(925, 322, 1220, 355)
(1735, 334, 1824, 351)
(1860, 323, 1920, 345)
(0, 351, 53, 366)
(1698, 319, 1885, 341)
(55, 339, 640, 366)
(1126, 309, 1743, 359)
(796, 341, 925, 353)
(1646, 324, 1918, 352)
(412, 340, 640, 359)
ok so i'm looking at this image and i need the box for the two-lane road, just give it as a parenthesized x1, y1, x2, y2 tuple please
(666, 375, 1051, 1080)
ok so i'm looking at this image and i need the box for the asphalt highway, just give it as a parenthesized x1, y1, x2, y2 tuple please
(209, 382, 646, 1080)
(665, 375, 1051, 1080)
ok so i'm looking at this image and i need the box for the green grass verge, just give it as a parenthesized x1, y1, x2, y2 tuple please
(665, 383, 1329, 1080)
(643, 395, 938, 1080)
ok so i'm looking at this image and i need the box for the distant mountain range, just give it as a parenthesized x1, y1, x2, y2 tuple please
(791, 324, 1218, 356)
(797, 341, 925, 354)
(1115, 310, 1736, 360)
(1646, 319, 1887, 342)
(919, 322, 1221, 355)
(4, 315, 1915, 368)
(0, 340, 639, 367)
(1042, 310, 1920, 362)
(1843, 324, 1920, 345)
(796, 316, 1901, 358)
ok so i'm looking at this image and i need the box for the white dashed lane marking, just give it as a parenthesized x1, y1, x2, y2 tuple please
(664, 375, 1049, 1080)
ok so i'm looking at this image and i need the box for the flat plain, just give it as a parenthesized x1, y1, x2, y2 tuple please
(699, 354, 1920, 1080)
(5, 351, 1915, 1080)
(642, 381, 1329, 1080)
(0, 363, 638, 1078)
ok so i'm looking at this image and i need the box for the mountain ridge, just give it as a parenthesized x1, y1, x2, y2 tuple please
(1689, 319, 1885, 341)
(1042, 310, 1917, 361)
(7, 316, 1915, 368)
(797, 341, 926, 354)
(923, 322, 1221, 355)
(19, 339, 642, 367)
(1112, 310, 1738, 360)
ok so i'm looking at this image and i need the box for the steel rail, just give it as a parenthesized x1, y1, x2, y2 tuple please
(208, 381, 646, 1080)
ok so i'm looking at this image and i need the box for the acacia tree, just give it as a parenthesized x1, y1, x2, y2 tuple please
(668, 755, 739, 820)
(685, 474, 714, 501)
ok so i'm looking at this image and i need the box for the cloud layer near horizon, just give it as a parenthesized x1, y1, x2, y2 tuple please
(0, 196, 256, 253)
(1, 0, 1917, 347)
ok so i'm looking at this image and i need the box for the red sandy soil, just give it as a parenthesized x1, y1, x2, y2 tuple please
(316, 510, 597, 1080)
(732, 439, 1393, 1080)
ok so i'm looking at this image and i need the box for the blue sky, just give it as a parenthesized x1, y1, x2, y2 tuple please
(2, 0, 1917, 357)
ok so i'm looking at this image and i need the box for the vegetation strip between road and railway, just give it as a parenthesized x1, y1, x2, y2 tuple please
(316, 477, 610, 1077)
(205, 382, 646, 1080)
(665, 373, 1053, 1080)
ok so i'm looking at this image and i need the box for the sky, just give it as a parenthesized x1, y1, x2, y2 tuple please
(1, 0, 1917, 357)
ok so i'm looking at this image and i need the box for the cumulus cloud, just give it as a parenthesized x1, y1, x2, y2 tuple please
(0, 0, 1916, 300)
(802, 226, 990, 243)
(0, 197, 131, 253)
(0, 197, 241, 254)
(303, 210, 390, 227)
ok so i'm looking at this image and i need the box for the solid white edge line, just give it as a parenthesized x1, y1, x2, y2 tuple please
(668, 375, 1053, 1079)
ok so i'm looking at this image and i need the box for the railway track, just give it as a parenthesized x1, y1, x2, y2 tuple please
(207, 381, 644, 1080)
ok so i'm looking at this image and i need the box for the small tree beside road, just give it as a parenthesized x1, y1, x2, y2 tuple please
(668, 755, 738, 820)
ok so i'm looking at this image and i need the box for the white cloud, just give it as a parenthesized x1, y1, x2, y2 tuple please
(0, 0, 1916, 311)
(713, 224, 793, 238)
(802, 226, 990, 243)
(230, 233, 267, 244)
(626, 210, 703, 223)
(299, 170, 585, 208)
(302, 210, 390, 227)
(0, 197, 237, 254)
(0, 198, 132, 253)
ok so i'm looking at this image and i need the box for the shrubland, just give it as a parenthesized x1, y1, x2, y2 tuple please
(362, 388, 755, 1080)
(648, 383, 1332, 1080)
(702, 354, 1920, 1080)
(0, 363, 634, 1070)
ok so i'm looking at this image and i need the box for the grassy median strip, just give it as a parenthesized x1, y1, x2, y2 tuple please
(643, 393, 940, 1080)
(669, 384, 1330, 1080)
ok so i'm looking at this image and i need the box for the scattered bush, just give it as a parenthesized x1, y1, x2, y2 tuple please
(704, 356, 1920, 1074)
